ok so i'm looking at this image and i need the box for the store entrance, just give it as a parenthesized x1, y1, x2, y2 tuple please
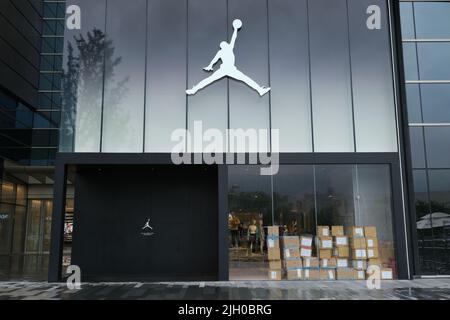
(71, 165, 218, 281)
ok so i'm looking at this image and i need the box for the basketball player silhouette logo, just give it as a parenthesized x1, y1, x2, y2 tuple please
(186, 19, 271, 97)
(142, 219, 153, 230)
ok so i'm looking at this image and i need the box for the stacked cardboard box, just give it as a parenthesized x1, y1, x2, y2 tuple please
(267, 226, 282, 280)
(348, 226, 367, 280)
(281, 236, 302, 280)
(299, 235, 313, 258)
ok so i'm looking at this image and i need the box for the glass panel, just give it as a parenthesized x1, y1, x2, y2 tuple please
(101, 0, 146, 152)
(61, 0, 107, 152)
(413, 169, 436, 275)
(414, 2, 450, 39)
(268, 0, 312, 152)
(42, 201, 53, 252)
(417, 43, 450, 81)
(400, 2, 415, 39)
(228, 165, 272, 280)
(355, 165, 396, 270)
(309, 0, 354, 152)
(420, 84, 450, 123)
(405, 84, 422, 123)
(409, 127, 426, 169)
(228, 0, 270, 153)
(348, 0, 397, 152)
(145, 0, 187, 152)
(26, 200, 42, 252)
(315, 165, 355, 226)
(425, 127, 450, 168)
(427, 170, 450, 274)
(187, 0, 228, 152)
(11, 206, 26, 254)
(0, 204, 14, 254)
(273, 165, 315, 235)
(1, 182, 16, 203)
(402, 43, 418, 81)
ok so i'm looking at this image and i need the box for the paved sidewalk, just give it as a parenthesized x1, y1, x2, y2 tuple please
(0, 279, 450, 300)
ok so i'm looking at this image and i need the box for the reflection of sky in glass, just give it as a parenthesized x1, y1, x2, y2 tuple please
(63, 0, 399, 154)
(102, 0, 146, 152)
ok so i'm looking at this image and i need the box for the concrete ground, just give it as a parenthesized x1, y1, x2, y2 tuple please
(0, 279, 450, 300)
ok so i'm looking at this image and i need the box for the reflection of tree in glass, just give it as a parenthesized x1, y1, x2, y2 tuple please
(61, 29, 129, 151)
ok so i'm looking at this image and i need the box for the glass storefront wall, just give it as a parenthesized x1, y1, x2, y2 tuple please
(228, 164, 397, 281)
(401, 1, 450, 275)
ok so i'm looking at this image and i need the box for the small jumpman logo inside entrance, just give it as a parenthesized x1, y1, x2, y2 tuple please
(186, 19, 271, 97)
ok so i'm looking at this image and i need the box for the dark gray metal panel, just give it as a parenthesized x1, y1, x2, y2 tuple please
(228, 0, 270, 152)
(309, 0, 355, 152)
(348, 0, 398, 152)
(268, 0, 312, 152)
(187, 0, 228, 149)
(145, 0, 187, 152)
(48, 161, 67, 282)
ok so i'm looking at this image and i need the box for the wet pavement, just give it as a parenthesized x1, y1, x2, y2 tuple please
(0, 279, 449, 300)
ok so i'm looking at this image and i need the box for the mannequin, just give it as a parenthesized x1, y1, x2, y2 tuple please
(228, 213, 240, 248)
(247, 219, 259, 254)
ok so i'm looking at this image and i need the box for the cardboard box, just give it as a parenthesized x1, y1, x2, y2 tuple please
(302, 257, 319, 268)
(336, 258, 349, 268)
(354, 269, 366, 280)
(334, 236, 348, 247)
(381, 268, 394, 280)
(303, 269, 320, 280)
(336, 268, 355, 280)
(300, 247, 312, 257)
(281, 236, 300, 248)
(333, 246, 350, 258)
(269, 260, 282, 270)
(318, 236, 333, 249)
(352, 259, 368, 270)
(300, 236, 313, 247)
(267, 236, 280, 249)
(366, 237, 379, 248)
(283, 258, 302, 270)
(350, 237, 367, 249)
(347, 226, 365, 238)
(286, 268, 303, 280)
(317, 226, 330, 237)
(268, 269, 282, 280)
(283, 247, 300, 259)
(319, 249, 332, 259)
(368, 258, 382, 266)
(331, 226, 345, 236)
(364, 226, 377, 238)
(268, 248, 281, 261)
(367, 248, 379, 259)
(320, 258, 337, 268)
(267, 226, 279, 237)
(352, 249, 367, 259)
(320, 269, 336, 280)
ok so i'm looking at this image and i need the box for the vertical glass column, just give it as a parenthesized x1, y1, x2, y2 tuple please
(348, 0, 398, 152)
(268, 0, 312, 152)
(61, 0, 106, 152)
(228, 0, 270, 153)
(145, 0, 188, 152)
(101, 0, 147, 152)
(309, 0, 355, 152)
(187, 0, 228, 153)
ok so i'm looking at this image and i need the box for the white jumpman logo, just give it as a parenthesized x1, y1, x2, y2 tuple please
(186, 19, 271, 97)
(142, 219, 153, 230)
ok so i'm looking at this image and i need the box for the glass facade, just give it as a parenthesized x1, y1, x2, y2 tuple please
(228, 164, 397, 280)
(401, 1, 450, 275)
(61, 0, 398, 154)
